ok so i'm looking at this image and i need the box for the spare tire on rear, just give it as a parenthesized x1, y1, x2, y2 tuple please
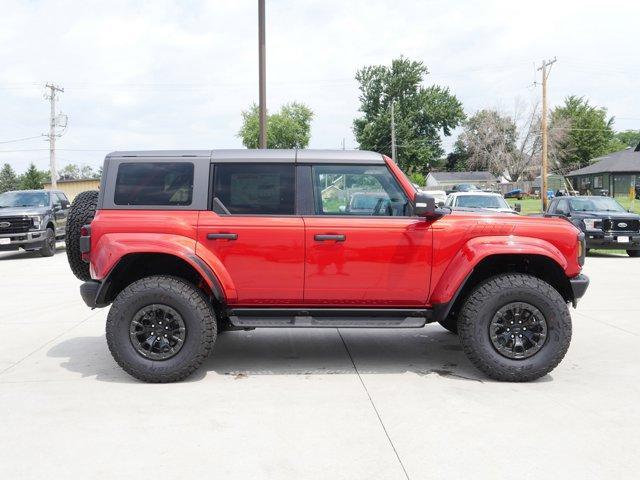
(65, 190, 99, 281)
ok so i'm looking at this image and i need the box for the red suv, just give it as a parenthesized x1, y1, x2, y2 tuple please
(66, 149, 588, 383)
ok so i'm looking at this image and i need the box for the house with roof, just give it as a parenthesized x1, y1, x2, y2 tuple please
(425, 171, 497, 190)
(565, 144, 640, 197)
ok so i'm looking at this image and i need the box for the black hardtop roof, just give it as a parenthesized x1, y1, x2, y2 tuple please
(106, 149, 385, 164)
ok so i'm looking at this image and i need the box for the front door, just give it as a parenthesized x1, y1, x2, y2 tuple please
(303, 163, 432, 306)
(196, 163, 304, 305)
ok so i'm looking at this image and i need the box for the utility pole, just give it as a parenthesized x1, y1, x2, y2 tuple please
(537, 58, 556, 211)
(258, 0, 267, 148)
(390, 100, 397, 163)
(45, 83, 64, 188)
(341, 138, 345, 150)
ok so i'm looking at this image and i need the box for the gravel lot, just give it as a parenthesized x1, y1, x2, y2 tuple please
(1, 246, 638, 479)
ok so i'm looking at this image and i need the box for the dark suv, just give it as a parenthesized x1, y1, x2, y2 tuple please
(65, 149, 588, 383)
(0, 189, 69, 256)
(545, 196, 640, 257)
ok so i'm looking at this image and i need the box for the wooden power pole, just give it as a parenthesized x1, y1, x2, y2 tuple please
(258, 0, 267, 148)
(538, 58, 556, 211)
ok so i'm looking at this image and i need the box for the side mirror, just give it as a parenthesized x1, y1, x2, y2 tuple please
(52, 204, 61, 212)
(61, 201, 70, 209)
(414, 192, 438, 218)
(514, 203, 522, 213)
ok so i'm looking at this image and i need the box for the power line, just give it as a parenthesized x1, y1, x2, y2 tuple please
(0, 135, 43, 144)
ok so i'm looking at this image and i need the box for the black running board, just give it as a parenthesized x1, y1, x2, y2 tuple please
(227, 308, 431, 328)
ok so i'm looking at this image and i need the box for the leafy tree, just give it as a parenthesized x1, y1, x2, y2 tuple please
(614, 130, 640, 149)
(444, 139, 470, 172)
(19, 163, 48, 190)
(238, 102, 313, 149)
(550, 96, 615, 168)
(353, 56, 465, 174)
(0, 163, 19, 193)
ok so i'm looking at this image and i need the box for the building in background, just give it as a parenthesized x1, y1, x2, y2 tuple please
(566, 144, 640, 197)
(43, 178, 100, 201)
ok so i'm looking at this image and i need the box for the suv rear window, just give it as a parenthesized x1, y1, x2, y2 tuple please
(213, 164, 295, 215)
(114, 162, 194, 206)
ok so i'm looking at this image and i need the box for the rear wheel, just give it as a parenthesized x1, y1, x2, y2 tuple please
(457, 273, 571, 382)
(627, 250, 640, 257)
(106, 276, 217, 383)
(65, 190, 98, 281)
(39, 227, 56, 257)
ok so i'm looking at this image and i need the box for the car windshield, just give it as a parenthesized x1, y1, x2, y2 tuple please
(568, 197, 625, 212)
(456, 184, 480, 191)
(0, 191, 50, 208)
(456, 195, 509, 209)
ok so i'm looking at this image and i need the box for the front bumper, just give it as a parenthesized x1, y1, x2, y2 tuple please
(0, 230, 47, 251)
(585, 231, 640, 250)
(569, 274, 589, 306)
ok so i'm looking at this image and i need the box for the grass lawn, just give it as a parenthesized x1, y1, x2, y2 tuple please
(505, 196, 639, 256)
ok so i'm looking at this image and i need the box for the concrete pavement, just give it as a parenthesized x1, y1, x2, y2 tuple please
(0, 247, 638, 479)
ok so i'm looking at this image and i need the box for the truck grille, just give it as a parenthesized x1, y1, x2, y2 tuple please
(0, 216, 33, 234)
(602, 218, 639, 232)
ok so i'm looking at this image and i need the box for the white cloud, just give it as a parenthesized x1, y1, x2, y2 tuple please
(0, 0, 638, 173)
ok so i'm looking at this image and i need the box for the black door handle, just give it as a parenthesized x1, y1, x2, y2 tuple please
(314, 234, 346, 242)
(207, 233, 238, 240)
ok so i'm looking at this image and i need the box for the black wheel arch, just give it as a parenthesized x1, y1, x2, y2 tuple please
(95, 253, 225, 308)
(433, 254, 574, 324)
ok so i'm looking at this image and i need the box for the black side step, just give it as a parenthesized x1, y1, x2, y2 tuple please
(227, 308, 431, 328)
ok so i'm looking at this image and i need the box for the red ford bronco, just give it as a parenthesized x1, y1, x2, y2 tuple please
(66, 149, 588, 383)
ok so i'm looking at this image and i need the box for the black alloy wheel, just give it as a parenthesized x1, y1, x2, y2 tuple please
(489, 302, 547, 360)
(129, 304, 186, 360)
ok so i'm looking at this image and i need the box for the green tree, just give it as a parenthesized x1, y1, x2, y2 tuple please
(238, 102, 313, 149)
(19, 163, 48, 190)
(353, 56, 465, 174)
(614, 130, 640, 149)
(550, 96, 615, 168)
(444, 139, 470, 172)
(0, 163, 19, 193)
(59, 164, 81, 180)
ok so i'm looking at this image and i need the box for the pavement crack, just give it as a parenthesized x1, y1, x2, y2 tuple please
(337, 328, 411, 480)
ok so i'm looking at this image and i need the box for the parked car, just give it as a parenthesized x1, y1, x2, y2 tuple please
(545, 196, 640, 257)
(67, 149, 588, 383)
(346, 192, 391, 215)
(504, 188, 523, 200)
(421, 189, 447, 206)
(446, 183, 481, 194)
(445, 192, 518, 214)
(0, 189, 69, 256)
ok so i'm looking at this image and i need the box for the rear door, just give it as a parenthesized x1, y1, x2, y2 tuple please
(196, 162, 304, 305)
(301, 161, 432, 306)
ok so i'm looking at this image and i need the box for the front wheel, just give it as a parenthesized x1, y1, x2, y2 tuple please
(106, 276, 217, 382)
(457, 273, 571, 382)
(39, 228, 56, 257)
(627, 250, 640, 257)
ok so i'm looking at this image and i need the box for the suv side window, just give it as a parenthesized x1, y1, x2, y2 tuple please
(556, 199, 570, 215)
(311, 164, 409, 216)
(213, 164, 295, 215)
(52, 193, 62, 208)
(114, 162, 194, 206)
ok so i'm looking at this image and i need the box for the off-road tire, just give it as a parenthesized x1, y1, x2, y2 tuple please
(65, 190, 98, 281)
(438, 315, 458, 334)
(106, 276, 217, 383)
(39, 227, 56, 257)
(627, 250, 640, 257)
(457, 273, 571, 382)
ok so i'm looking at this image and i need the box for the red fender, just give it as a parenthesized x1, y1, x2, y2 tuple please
(429, 235, 568, 304)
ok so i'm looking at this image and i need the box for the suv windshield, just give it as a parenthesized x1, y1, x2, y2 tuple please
(456, 195, 508, 209)
(569, 197, 625, 212)
(0, 191, 50, 208)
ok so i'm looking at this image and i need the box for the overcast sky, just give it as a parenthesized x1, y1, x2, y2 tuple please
(1, 0, 639, 173)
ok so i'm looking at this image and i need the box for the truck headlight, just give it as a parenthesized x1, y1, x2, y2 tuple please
(28, 215, 43, 230)
(583, 219, 599, 230)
